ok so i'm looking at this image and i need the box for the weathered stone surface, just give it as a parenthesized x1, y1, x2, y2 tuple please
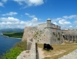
(17, 40, 36, 59)
(59, 49, 77, 59)
(62, 30, 77, 42)
(22, 19, 63, 44)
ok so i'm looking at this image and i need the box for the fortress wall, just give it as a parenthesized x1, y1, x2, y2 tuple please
(17, 40, 36, 59)
(50, 28, 57, 44)
(62, 30, 77, 42)
(51, 24, 60, 29)
(57, 29, 63, 43)
(22, 26, 63, 44)
(22, 19, 63, 44)
(50, 28, 63, 44)
(43, 28, 52, 44)
(22, 27, 37, 41)
(37, 23, 47, 30)
(63, 30, 77, 35)
(33, 29, 51, 44)
(51, 24, 56, 28)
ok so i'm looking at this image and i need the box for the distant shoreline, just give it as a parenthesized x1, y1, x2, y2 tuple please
(1, 33, 21, 39)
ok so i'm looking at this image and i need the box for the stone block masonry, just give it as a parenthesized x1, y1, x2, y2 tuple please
(22, 18, 63, 44)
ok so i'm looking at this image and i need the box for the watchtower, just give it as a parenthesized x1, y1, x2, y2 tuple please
(47, 18, 52, 28)
(47, 18, 51, 24)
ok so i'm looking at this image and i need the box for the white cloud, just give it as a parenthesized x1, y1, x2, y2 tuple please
(14, 0, 45, 8)
(52, 22, 57, 25)
(0, 0, 7, 7)
(28, 0, 44, 6)
(63, 15, 77, 19)
(0, 17, 19, 22)
(51, 15, 77, 29)
(0, 16, 41, 29)
(25, 13, 41, 26)
(25, 13, 38, 22)
(0, 17, 25, 29)
(2, 0, 7, 3)
(0, 2, 4, 7)
(2, 12, 18, 16)
(69, 26, 72, 27)
(0, 13, 42, 29)
(25, 13, 29, 16)
(25, 13, 35, 18)
(58, 19, 71, 25)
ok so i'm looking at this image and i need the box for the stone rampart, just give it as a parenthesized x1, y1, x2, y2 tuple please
(22, 19, 63, 44)
(17, 39, 37, 59)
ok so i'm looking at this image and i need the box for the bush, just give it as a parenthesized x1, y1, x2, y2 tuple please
(3, 47, 22, 59)
(14, 41, 27, 50)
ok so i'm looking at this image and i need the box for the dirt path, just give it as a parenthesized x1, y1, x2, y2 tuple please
(38, 48, 45, 59)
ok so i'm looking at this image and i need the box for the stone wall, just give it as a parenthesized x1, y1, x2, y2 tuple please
(22, 19, 63, 44)
(22, 27, 37, 41)
(37, 23, 47, 30)
(62, 30, 77, 42)
(17, 39, 36, 59)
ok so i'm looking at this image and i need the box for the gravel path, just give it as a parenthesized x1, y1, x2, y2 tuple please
(59, 49, 77, 59)
(38, 48, 45, 59)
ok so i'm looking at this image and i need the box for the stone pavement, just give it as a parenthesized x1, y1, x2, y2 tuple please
(59, 49, 77, 59)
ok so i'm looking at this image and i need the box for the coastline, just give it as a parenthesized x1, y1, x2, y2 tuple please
(1, 33, 21, 39)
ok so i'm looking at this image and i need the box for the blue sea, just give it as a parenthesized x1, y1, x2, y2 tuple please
(0, 32, 21, 56)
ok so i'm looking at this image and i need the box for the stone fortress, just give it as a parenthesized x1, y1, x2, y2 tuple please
(17, 18, 77, 59)
(22, 18, 63, 44)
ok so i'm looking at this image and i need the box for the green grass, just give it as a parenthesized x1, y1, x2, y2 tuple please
(1, 41, 27, 59)
(0, 31, 25, 59)
(38, 43, 77, 59)
(3, 32, 23, 38)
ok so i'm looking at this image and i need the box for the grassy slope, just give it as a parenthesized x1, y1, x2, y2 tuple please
(0, 32, 27, 59)
(2, 41, 27, 59)
(3, 32, 23, 38)
(2, 32, 77, 59)
(38, 43, 77, 59)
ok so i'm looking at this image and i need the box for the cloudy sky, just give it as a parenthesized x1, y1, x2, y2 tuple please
(0, 0, 77, 29)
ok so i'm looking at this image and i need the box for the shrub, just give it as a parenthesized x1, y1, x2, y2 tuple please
(3, 47, 22, 59)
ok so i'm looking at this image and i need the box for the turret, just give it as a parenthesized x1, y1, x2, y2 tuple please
(47, 18, 51, 24)
(47, 18, 51, 28)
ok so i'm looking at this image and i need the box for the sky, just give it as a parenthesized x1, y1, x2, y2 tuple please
(0, 0, 77, 29)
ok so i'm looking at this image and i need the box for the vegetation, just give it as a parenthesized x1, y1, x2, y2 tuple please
(3, 32, 23, 38)
(2, 41, 27, 59)
(53, 32, 55, 35)
(58, 38, 60, 40)
(38, 43, 77, 59)
(34, 31, 42, 39)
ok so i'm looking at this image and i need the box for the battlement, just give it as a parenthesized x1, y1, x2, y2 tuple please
(37, 18, 60, 30)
